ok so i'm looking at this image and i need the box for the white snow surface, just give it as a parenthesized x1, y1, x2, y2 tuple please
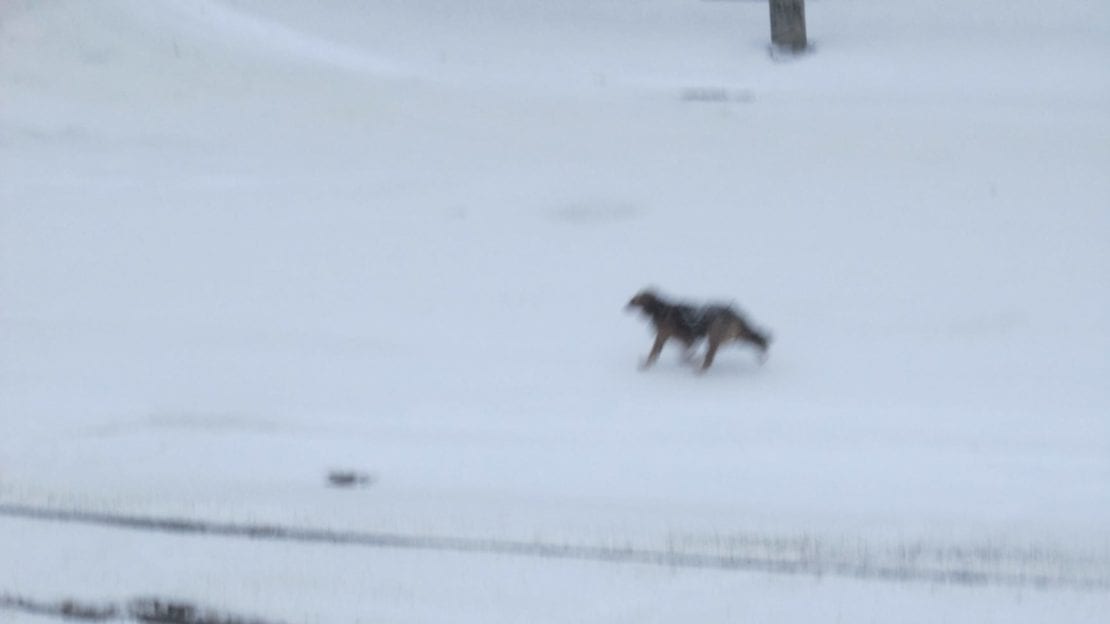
(1, 0, 1108, 621)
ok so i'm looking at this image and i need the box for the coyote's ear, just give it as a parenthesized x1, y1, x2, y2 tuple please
(627, 288, 657, 309)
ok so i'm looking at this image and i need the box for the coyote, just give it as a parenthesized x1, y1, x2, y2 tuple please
(626, 289, 770, 371)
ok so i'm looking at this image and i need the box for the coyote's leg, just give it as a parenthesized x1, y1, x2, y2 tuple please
(642, 330, 670, 369)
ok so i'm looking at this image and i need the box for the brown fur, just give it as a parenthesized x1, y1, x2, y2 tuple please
(626, 289, 770, 371)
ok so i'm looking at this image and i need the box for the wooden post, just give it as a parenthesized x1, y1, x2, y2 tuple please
(769, 0, 807, 53)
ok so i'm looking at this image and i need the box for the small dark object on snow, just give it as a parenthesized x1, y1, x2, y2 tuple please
(0, 594, 118, 621)
(680, 87, 754, 104)
(129, 598, 237, 624)
(326, 470, 375, 488)
(129, 598, 280, 624)
(59, 600, 117, 620)
(131, 599, 197, 623)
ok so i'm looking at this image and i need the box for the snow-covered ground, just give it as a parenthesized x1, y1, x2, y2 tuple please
(1, 0, 1108, 621)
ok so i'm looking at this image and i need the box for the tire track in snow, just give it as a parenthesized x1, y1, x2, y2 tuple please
(1, 503, 1106, 591)
(0, 593, 281, 623)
